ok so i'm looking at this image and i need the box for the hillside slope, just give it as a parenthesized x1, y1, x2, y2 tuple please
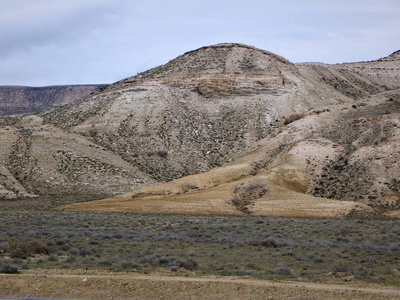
(64, 92, 399, 216)
(42, 44, 356, 183)
(1, 43, 400, 216)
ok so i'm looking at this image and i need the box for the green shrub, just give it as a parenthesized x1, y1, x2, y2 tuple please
(275, 267, 292, 276)
(332, 263, 354, 274)
(0, 264, 19, 274)
(97, 260, 112, 267)
(47, 255, 58, 262)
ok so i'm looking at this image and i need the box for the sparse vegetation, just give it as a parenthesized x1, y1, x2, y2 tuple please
(0, 264, 19, 274)
(9, 240, 57, 258)
(231, 178, 270, 213)
(283, 113, 305, 125)
(156, 150, 168, 158)
(1, 210, 400, 286)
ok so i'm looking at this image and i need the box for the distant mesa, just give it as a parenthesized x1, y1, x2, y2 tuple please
(0, 85, 105, 116)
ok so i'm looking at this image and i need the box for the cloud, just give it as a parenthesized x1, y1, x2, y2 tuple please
(0, 0, 399, 86)
(0, 0, 120, 57)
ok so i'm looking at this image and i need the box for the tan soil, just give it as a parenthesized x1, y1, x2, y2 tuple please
(1, 269, 400, 299)
(60, 163, 373, 218)
(383, 210, 400, 218)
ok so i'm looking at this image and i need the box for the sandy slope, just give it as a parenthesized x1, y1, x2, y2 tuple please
(59, 124, 374, 218)
(59, 186, 371, 217)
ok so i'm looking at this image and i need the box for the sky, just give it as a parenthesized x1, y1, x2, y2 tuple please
(1, 0, 399, 87)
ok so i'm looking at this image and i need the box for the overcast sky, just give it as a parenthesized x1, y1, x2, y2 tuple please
(1, 0, 399, 86)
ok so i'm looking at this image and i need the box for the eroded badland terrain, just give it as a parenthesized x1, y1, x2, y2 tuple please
(1, 43, 400, 298)
(1, 43, 400, 217)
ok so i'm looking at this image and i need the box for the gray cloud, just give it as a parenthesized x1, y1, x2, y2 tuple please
(0, 0, 121, 56)
(0, 0, 399, 86)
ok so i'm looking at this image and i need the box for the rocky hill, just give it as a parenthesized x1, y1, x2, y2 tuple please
(0, 85, 104, 116)
(1, 43, 400, 217)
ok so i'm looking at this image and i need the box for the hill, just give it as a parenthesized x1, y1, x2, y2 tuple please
(1, 43, 400, 217)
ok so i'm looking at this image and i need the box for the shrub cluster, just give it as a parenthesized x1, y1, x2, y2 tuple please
(0, 259, 20, 274)
(10, 240, 57, 259)
(0, 264, 19, 274)
(1, 211, 400, 285)
(139, 253, 198, 271)
(231, 178, 269, 213)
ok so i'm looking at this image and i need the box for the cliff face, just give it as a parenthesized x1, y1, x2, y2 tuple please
(1, 43, 400, 216)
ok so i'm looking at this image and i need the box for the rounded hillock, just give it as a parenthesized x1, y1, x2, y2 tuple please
(122, 43, 294, 82)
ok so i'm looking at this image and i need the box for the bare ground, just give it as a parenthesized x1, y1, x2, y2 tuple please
(1, 270, 400, 299)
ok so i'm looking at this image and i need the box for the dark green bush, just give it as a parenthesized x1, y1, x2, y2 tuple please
(332, 263, 354, 274)
(275, 267, 292, 276)
(47, 255, 58, 262)
(1, 264, 19, 274)
(97, 260, 112, 267)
